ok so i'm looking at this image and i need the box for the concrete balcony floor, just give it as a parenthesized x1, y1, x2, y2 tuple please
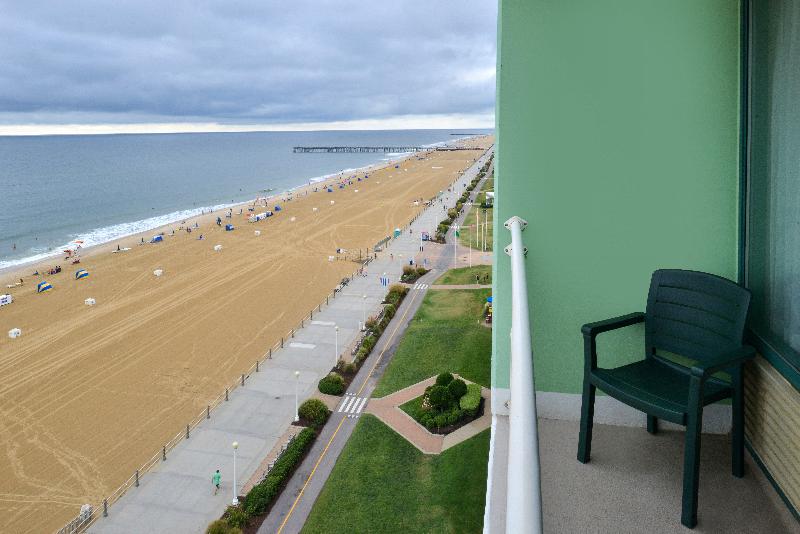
(538, 419, 797, 533)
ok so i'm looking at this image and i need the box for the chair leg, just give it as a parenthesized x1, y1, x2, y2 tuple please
(647, 414, 659, 434)
(682, 379, 704, 529)
(731, 367, 745, 478)
(577, 381, 595, 464)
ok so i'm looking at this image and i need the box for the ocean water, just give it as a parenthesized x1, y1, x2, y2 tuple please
(0, 129, 490, 269)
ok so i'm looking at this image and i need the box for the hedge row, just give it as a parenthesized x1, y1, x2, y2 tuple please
(206, 427, 317, 533)
(241, 427, 316, 516)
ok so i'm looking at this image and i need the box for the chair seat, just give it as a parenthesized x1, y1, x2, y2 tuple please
(591, 358, 732, 425)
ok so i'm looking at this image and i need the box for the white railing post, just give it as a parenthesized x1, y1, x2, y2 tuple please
(503, 215, 542, 534)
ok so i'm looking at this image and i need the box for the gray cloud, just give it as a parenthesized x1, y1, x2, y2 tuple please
(0, 1, 496, 125)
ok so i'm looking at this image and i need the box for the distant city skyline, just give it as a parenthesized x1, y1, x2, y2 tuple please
(0, 1, 497, 134)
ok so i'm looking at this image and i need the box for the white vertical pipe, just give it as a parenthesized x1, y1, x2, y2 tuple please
(504, 216, 542, 534)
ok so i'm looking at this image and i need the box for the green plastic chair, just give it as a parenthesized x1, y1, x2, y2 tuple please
(577, 269, 754, 528)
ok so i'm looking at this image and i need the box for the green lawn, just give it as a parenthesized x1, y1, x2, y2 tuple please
(301, 416, 489, 534)
(399, 395, 424, 419)
(459, 176, 493, 252)
(371, 288, 491, 398)
(434, 266, 492, 286)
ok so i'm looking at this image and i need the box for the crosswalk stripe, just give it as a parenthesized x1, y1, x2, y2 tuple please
(338, 397, 354, 413)
(353, 397, 368, 413)
(337, 396, 368, 414)
(348, 397, 362, 414)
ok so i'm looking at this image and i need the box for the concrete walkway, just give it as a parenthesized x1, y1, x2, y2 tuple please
(89, 148, 494, 534)
(365, 374, 492, 455)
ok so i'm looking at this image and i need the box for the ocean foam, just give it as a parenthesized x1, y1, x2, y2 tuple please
(0, 202, 236, 271)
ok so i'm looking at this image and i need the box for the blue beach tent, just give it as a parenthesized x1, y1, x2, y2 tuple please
(327, 188, 333, 193)
(75, 269, 89, 280)
(487, 296, 493, 303)
(357, 177, 362, 181)
(394, 164, 399, 169)
(150, 235, 163, 243)
(37, 281, 53, 293)
(274, 205, 282, 211)
(225, 224, 235, 231)
(338, 184, 344, 189)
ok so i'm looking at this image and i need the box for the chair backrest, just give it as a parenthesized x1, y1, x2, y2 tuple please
(645, 269, 751, 362)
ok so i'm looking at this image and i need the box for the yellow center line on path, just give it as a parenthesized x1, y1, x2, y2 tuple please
(276, 287, 422, 533)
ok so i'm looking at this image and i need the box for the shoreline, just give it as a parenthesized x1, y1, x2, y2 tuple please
(0, 135, 477, 279)
(0, 150, 414, 281)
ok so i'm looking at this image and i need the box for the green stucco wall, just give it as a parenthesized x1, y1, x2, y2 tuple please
(493, 0, 741, 393)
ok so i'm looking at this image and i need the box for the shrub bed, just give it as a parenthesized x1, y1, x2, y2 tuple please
(207, 427, 316, 533)
(400, 373, 485, 435)
(400, 265, 429, 283)
(323, 284, 408, 394)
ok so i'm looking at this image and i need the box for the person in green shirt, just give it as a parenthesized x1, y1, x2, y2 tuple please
(212, 469, 221, 495)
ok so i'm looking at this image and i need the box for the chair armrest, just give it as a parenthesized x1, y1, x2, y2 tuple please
(581, 312, 645, 371)
(581, 312, 645, 340)
(690, 345, 756, 379)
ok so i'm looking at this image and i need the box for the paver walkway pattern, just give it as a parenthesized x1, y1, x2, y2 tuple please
(88, 147, 494, 534)
(365, 374, 492, 454)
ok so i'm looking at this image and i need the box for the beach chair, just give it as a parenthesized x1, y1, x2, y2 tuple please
(577, 269, 754, 528)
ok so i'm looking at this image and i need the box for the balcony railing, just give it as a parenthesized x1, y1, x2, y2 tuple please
(484, 216, 542, 534)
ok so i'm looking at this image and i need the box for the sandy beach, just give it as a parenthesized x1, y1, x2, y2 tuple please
(0, 136, 491, 533)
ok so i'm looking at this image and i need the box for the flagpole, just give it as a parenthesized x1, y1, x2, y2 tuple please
(477, 207, 481, 253)
(469, 223, 472, 268)
(453, 225, 458, 269)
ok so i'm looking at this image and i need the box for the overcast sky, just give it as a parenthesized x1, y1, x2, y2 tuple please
(0, 1, 497, 133)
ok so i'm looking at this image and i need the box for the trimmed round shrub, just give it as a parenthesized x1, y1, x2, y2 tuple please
(415, 267, 428, 277)
(423, 415, 435, 429)
(434, 414, 448, 428)
(318, 373, 345, 395)
(299, 398, 329, 427)
(383, 303, 396, 319)
(341, 362, 357, 374)
(460, 383, 482, 417)
(428, 385, 451, 411)
(446, 410, 460, 426)
(447, 378, 468, 400)
(436, 372, 454, 387)
(388, 283, 406, 296)
(355, 347, 369, 363)
(402, 265, 416, 276)
(207, 520, 231, 534)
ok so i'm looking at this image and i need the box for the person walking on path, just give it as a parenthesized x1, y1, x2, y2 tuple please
(212, 469, 221, 495)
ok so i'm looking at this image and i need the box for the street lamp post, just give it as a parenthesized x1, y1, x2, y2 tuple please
(294, 370, 300, 422)
(231, 441, 239, 506)
(361, 294, 367, 331)
(334, 325, 339, 368)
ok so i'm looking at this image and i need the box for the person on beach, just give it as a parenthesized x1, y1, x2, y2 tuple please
(212, 469, 221, 495)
